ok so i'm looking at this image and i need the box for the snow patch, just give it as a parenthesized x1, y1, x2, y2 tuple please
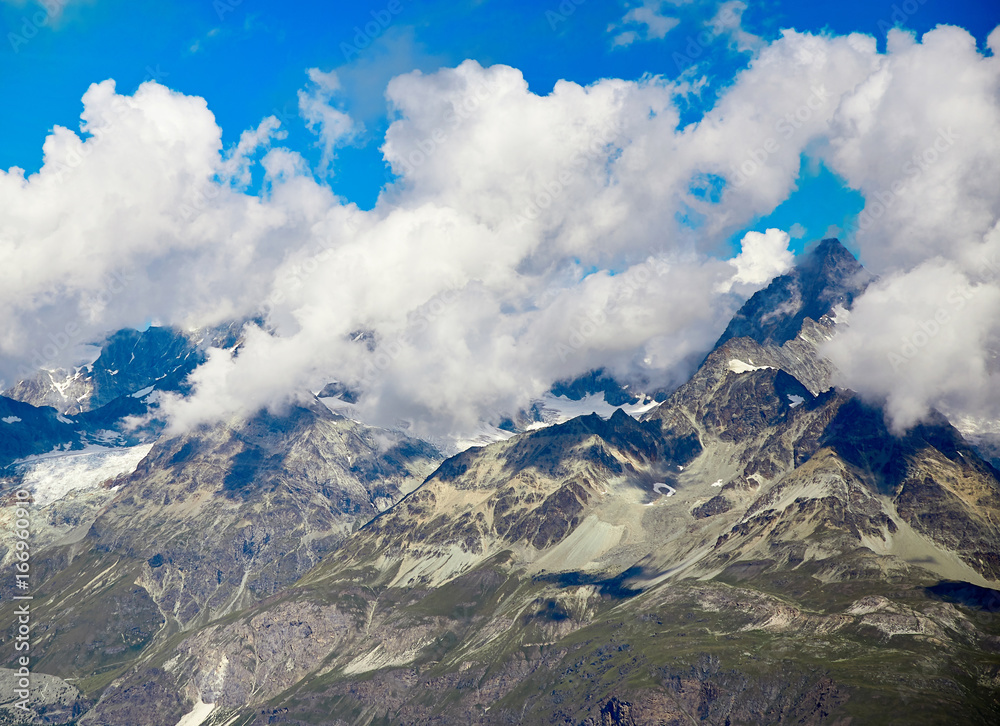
(728, 359, 773, 374)
(131, 385, 155, 398)
(451, 422, 517, 452)
(175, 698, 215, 726)
(18, 444, 154, 507)
(711, 479, 724, 487)
(2, 416, 21, 424)
(829, 303, 850, 324)
(787, 394, 805, 408)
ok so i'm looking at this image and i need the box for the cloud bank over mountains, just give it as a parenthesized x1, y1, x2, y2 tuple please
(1, 24, 998, 437)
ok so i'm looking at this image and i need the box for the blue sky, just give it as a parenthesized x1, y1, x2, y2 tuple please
(2, 0, 996, 255)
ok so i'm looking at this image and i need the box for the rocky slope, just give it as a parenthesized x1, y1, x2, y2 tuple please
(0, 399, 440, 721)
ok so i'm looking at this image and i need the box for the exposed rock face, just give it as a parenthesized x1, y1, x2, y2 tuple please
(87, 327, 201, 410)
(0, 668, 85, 724)
(3, 369, 94, 418)
(0, 398, 441, 720)
(0, 322, 262, 472)
(5, 326, 194, 416)
(77, 668, 185, 726)
(714, 238, 874, 350)
(80, 399, 441, 628)
(640, 337, 1000, 584)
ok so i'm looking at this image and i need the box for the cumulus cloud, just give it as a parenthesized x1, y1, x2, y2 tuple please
(156, 36, 879, 438)
(824, 254, 1000, 433)
(819, 26, 1000, 431)
(0, 80, 298, 383)
(5, 23, 1000, 442)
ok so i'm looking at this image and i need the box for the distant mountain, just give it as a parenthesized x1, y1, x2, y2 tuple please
(549, 368, 643, 406)
(0, 398, 441, 724)
(4, 319, 250, 416)
(0, 321, 257, 463)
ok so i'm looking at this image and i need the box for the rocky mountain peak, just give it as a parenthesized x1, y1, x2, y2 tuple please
(715, 237, 874, 350)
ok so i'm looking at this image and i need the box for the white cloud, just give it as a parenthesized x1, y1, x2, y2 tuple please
(710, 0, 761, 53)
(159, 40, 879, 437)
(823, 252, 1000, 433)
(333, 25, 448, 128)
(297, 68, 360, 174)
(611, 30, 640, 49)
(610, 1, 681, 48)
(0, 80, 319, 384)
(1, 0, 77, 23)
(0, 34, 876, 438)
(718, 228, 794, 292)
(819, 26, 1000, 431)
(218, 116, 286, 189)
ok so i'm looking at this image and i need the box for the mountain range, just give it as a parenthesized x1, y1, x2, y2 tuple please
(1, 239, 998, 725)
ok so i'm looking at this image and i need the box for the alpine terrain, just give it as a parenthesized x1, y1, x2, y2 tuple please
(1, 239, 999, 725)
